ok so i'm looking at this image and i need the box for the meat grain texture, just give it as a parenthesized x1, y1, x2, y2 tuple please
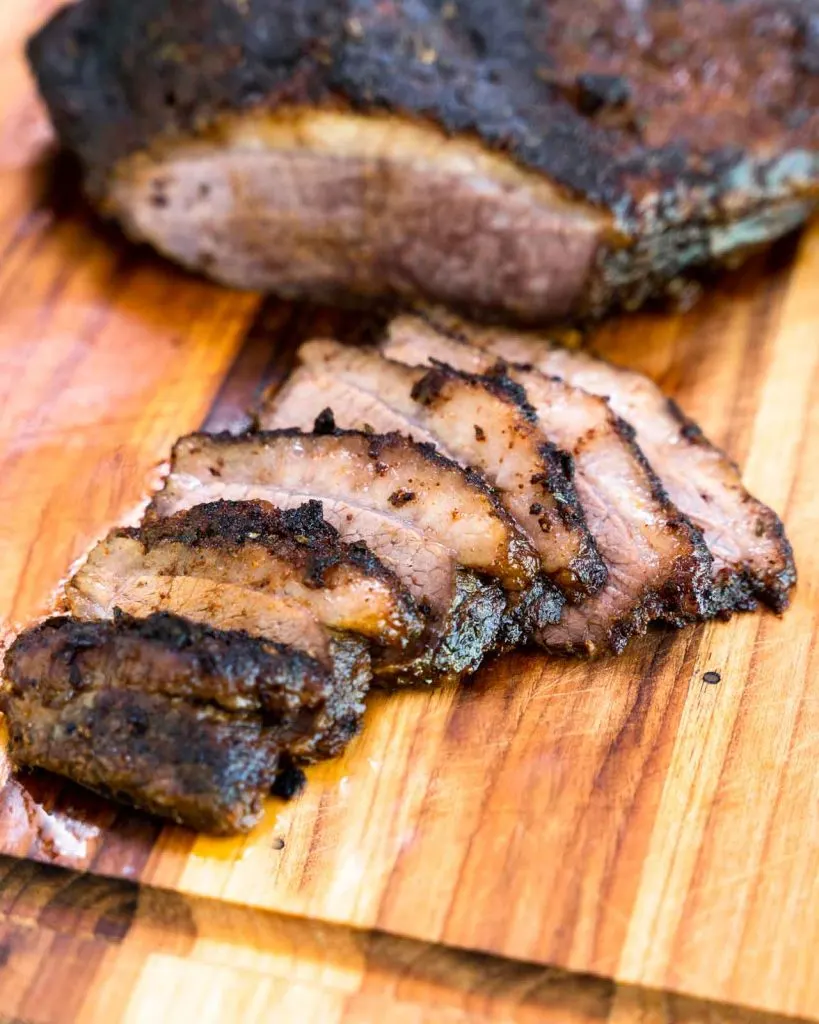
(262, 341, 607, 601)
(149, 429, 560, 684)
(433, 314, 797, 613)
(383, 316, 715, 654)
(1, 319, 798, 831)
(68, 500, 423, 649)
(28, 0, 819, 322)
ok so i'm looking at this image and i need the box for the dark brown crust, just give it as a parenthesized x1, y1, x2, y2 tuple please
(514, 405, 715, 655)
(373, 569, 508, 688)
(497, 576, 565, 652)
(133, 498, 397, 591)
(387, 314, 715, 651)
(607, 412, 715, 619)
(166, 421, 594, 599)
(439, 312, 797, 613)
(2, 612, 370, 831)
(309, 412, 533, 550)
(126, 498, 422, 642)
(151, 428, 565, 678)
(1, 614, 301, 834)
(427, 310, 797, 613)
(663, 399, 797, 613)
(557, 410, 716, 656)
(5, 685, 273, 835)
(6, 609, 332, 717)
(28, 0, 819, 314)
(411, 363, 607, 599)
(310, 633, 370, 755)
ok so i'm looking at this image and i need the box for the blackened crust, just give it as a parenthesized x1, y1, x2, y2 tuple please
(29, 0, 819, 223)
(307, 633, 370, 756)
(133, 497, 415, 603)
(2, 613, 372, 829)
(372, 569, 507, 688)
(498, 576, 566, 652)
(411, 363, 606, 597)
(155, 429, 551, 680)
(1, 613, 290, 834)
(664, 400, 797, 613)
(607, 412, 716, 624)
(5, 610, 331, 717)
(562, 425, 717, 656)
(5, 686, 274, 834)
(416, 363, 539, 426)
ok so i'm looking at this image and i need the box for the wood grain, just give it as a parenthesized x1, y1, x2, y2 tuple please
(143, 238, 816, 1020)
(0, 856, 811, 1024)
(1, 1, 818, 1019)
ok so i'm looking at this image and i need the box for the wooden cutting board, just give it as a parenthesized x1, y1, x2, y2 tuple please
(1, 3, 818, 1020)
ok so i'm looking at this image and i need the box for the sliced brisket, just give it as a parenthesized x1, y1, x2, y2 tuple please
(148, 430, 555, 683)
(262, 341, 606, 602)
(384, 316, 715, 653)
(68, 500, 422, 650)
(450, 319, 797, 614)
(1, 613, 361, 833)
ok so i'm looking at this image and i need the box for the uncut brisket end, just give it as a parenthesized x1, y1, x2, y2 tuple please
(0, 613, 350, 833)
(29, 0, 819, 322)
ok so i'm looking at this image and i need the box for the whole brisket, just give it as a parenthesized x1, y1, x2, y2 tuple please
(28, 0, 819, 322)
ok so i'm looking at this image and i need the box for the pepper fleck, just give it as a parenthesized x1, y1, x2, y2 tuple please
(389, 489, 416, 507)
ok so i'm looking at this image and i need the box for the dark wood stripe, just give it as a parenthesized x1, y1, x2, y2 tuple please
(202, 297, 388, 431)
(0, 855, 811, 1024)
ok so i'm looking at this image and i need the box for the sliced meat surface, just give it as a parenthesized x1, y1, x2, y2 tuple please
(30, 1, 819, 322)
(64, 503, 372, 753)
(66, 566, 370, 754)
(0, 613, 358, 833)
(384, 317, 714, 654)
(68, 500, 422, 650)
(262, 341, 605, 601)
(449, 319, 797, 613)
(69, 566, 331, 664)
(148, 431, 552, 683)
(151, 432, 538, 594)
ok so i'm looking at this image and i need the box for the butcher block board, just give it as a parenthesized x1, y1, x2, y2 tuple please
(1, 3, 819, 1021)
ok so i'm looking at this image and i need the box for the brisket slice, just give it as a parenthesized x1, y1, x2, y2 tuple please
(68, 500, 422, 650)
(448, 318, 797, 614)
(383, 317, 714, 654)
(148, 431, 552, 683)
(263, 341, 605, 602)
(29, 0, 819, 322)
(65, 569, 371, 757)
(1, 613, 364, 833)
